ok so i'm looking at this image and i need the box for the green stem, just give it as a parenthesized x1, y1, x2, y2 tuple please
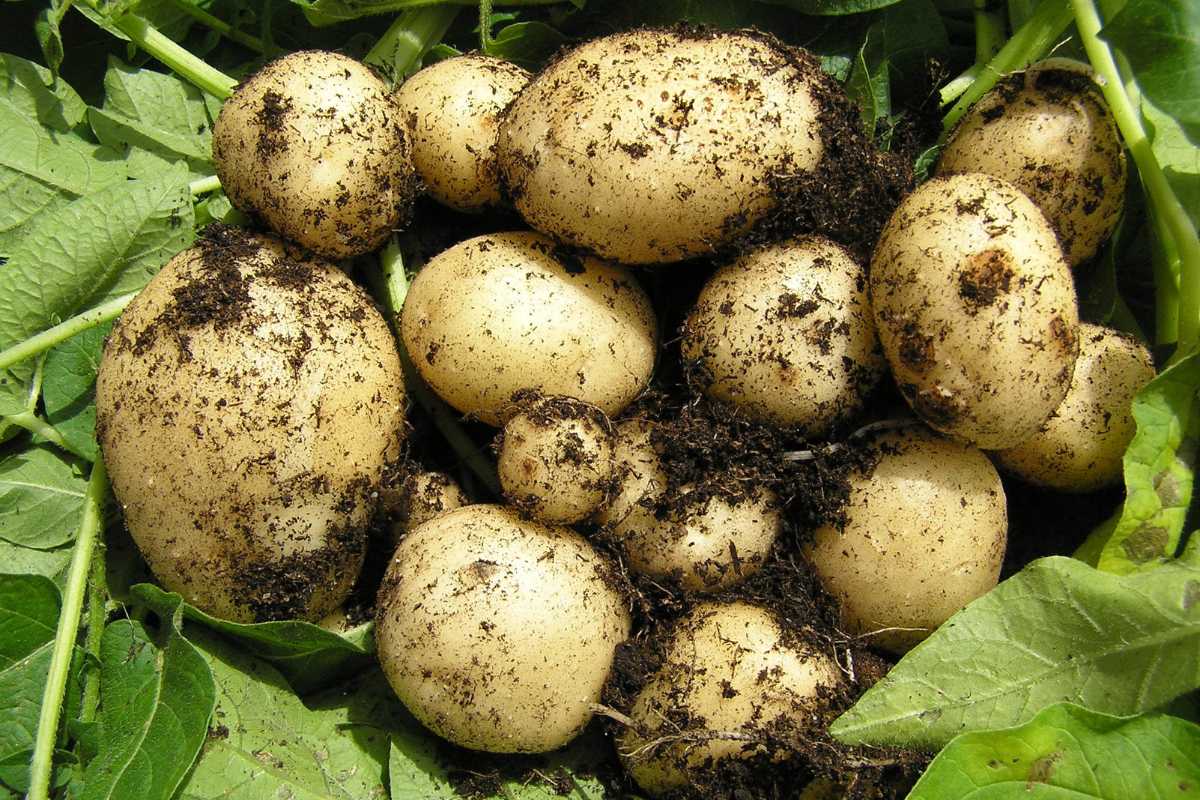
(939, 63, 983, 106)
(189, 174, 222, 196)
(1070, 0, 1200, 353)
(479, 0, 494, 50)
(27, 461, 108, 800)
(0, 293, 136, 373)
(973, 1, 1003, 65)
(3, 411, 71, 451)
(79, 533, 108, 726)
(942, 0, 1074, 134)
(366, 6, 460, 83)
(163, 0, 268, 54)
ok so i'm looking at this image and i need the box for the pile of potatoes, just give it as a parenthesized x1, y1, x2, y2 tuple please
(94, 28, 1156, 799)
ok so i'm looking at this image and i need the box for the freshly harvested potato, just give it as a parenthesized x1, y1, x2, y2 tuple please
(96, 227, 406, 622)
(682, 236, 884, 434)
(995, 323, 1155, 491)
(805, 427, 1007, 653)
(871, 173, 1080, 449)
(620, 602, 841, 797)
(937, 59, 1126, 266)
(498, 29, 829, 264)
(396, 54, 531, 211)
(497, 397, 615, 524)
(387, 470, 468, 544)
(401, 232, 657, 425)
(212, 51, 415, 258)
(375, 504, 631, 753)
(593, 419, 667, 529)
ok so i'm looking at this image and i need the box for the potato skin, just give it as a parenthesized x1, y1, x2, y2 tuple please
(594, 419, 667, 529)
(401, 232, 657, 425)
(804, 428, 1007, 653)
(396, 54, 530, 211)
(620, 602, 840, 797)
(375, 504, 631, 753)
(995, 324, 1155, 491)
(937, 60, 1126, 266)
(498, 29, 825, 264)
(212, 51, 415, 258)
(871, 173, 1080, 449)
(386, 470, 468, 545)
(683, 236, 884, 434)
(96, 229, 405, 622)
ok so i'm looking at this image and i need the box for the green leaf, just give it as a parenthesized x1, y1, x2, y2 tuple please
(176, 629, 394, 800)
(42, 321, 113, 463)
(0, 445, 87, 549)
(1094, 352, 1199, 573)
(81, 605, 217, 800)
(34, 2, 67, 77)
(909, 703, 1200, 799)
(130, 584, 373, 694)
(830, 557, 1200, 750)
(484, 21, 569, 69)
(1144, 95, 1200, 229)
(388, 729, 454, 800)
(757, 0, 901, 14)
(1101, 0, 1200, 139)
(0, 542, 72, 587)
(0, 53, 87, 132)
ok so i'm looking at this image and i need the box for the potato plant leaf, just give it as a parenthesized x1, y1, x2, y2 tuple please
(42, 321, 112, 463)
(130, 583, 373, 694)
(484, 22, 570, 70)
(389, 729, 455, 800)
(830, 557, 1200, 749)
(0, 445, 88, 549)
(80, 599, 216, 800)
(757, 0, 902, 14)
(0, 53, 86, 132)
(908, 702, 1200, 799)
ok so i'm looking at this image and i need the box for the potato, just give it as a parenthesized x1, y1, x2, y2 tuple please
(387, 470, 468, 544)
(871, 173, 1080, 449)
(212, 51, 415, 258)
(396, 54, 530, 211)
(620, 602, 841, 797)
(995, 323, 1155, 491)
(593, 419, 667, 529)
(682, 236, 884, 434)
(497, 397, 615, 524)
(497, 29, 828, 264)
(937, 59, 1126, 266)
(375, 504, 630, 753)
(401, 232, 657, 425)
(804, 427, 1007, 653)
(96, 228, 405, 622)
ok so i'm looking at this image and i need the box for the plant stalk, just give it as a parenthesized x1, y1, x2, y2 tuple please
(479, 0, 494, 50)
(27, 461, 109, 800)
(0, 293, 136, 373)
(80, 533, 108, 726)
(366, 6, 460, 83)
(2, 411, 71, 451)
(163, 0, 269, 54)
(189, 174, 222, 196)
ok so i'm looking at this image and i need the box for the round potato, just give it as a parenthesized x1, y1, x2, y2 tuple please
(375, 504, 631, 753)
(497, 397, 615, 524)
(396, 54, 530, 211)
(871, 173, 1080, 449)
(497, 29, 828, 264)
(387, 470, 468, 544)
(96, 227, 406, 622)
(804, 427, 1007, 653)
(401, 232, 657, 425)
(593, 419, 668, 529)
(620, 602, 841, 797)
(212, 51, 415, 258)
(682, 236, 884, 434)
(995, 323, 1155, 491)
(937, 59, 1126, 266)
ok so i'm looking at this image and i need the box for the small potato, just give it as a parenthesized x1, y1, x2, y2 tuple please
(937, 59, 1126, 266)
(683, 236, 884, 434)
(375, 505, 630, 753)
(804, 427, 1007, 653)
(498, 29, 828, 264)
(497, 397, 615, 524)
(620, 602, 841, 797)
(213, 51, 415, 258)
(396, 54, 530, 211)
(871, 173, 1080, 449)
(401, 232, 657, 425)
(593, 419, 668, 529)
(388, 470, 468, 544)
(995, 324, 1155, 491)
(96, 227, 406, 622)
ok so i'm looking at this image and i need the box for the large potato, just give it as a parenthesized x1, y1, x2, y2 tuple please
(937, 59, 1126, 266)
(620, 602, 841, 797)
(375, 504, 631, 753)
(996, 323, 1155, 491)
(96, 228, 405, 622)
(396, 54, 530, 211)
(213, 51, 415, 258)
(401, 232, 657, 425)
(682, 236, 884, 434)
(497, 29, 826, 264)
(871, 173, 1080, 449)
(805, 428, 1007, 653)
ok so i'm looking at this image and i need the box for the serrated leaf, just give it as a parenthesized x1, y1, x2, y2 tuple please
(909, 703, 1200, 799)
(42, 321, 112, 462)
(0, 445, 87, 549)
(831, 557, 1200, 749)
(81, 602, 216, 800)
